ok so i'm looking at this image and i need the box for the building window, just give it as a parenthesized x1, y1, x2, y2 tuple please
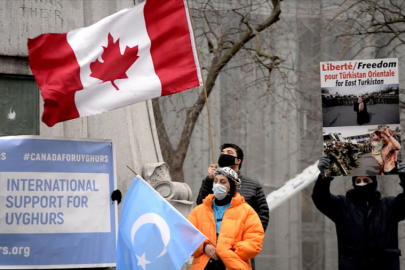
(0, 75, 39, 136)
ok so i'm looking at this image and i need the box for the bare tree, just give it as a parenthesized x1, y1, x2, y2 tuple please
(324, 0, 405, 57)
(153, 0, 285, 182)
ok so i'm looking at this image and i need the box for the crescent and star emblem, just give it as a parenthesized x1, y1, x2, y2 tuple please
(131, 213, 171, 270)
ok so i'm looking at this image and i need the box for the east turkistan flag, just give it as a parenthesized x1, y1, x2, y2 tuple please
(116, 176, 206, 270)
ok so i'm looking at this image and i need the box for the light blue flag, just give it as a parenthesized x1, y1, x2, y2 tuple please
(117, 176, 206, 270)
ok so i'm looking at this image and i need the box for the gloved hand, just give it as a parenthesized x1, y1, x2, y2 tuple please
(397, 163, 405, 187)
(317, 155, 331, 177)
(111, 189, 122, 204)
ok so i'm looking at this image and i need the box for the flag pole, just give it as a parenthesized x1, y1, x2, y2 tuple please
(127, 165, 138, 175)
(206, 238, 216, 247)
(203, 85, 215, 164)
(185, 0, 215, 165)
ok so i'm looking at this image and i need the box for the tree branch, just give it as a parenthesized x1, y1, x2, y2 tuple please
(174, 0, 282, 167)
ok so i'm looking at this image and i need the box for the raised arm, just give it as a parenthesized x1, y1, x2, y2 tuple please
(363, 96, 370, 103)
(311, 156, 343, 222)
(389, 135, 401, 151)
(382, 127, 401, 151)
(196, 164, 218, 205)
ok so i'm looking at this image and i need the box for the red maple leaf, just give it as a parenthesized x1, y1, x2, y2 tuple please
(90, 33, 139, 90)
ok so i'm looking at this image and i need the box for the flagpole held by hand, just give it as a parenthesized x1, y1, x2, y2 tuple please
(185, 0, 215, 164)
(206, 238, 216, 247)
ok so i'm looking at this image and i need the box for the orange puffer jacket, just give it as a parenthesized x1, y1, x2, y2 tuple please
(188, 193, 264, 270)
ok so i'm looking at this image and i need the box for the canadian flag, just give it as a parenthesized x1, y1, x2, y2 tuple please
(28, 0, 202, 127)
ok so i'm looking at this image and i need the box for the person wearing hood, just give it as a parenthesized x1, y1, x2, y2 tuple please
(313, 156, 405, 270)
(188, 167, 264, 270)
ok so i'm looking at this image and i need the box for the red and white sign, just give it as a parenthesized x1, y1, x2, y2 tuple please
(320, 58, 398, 88)
(28, 0, 202, 127)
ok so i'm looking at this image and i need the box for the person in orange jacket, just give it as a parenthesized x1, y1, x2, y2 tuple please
(188, 167, 264, 270)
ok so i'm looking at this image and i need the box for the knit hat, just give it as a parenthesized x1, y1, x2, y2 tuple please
(213, 167, 242, 191)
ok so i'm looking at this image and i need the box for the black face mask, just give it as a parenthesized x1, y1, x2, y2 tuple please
(353, 181, 378, 201)
(218, 154, 236, 167)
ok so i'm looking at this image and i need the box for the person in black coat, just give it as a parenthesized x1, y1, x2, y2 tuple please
(196, 144, 269, 231)
(354, 95, 370, 125)
(313, 156, 405, 270)
(195, 143, 269, 270)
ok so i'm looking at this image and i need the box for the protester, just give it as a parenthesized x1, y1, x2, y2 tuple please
(196, 144, 269, 231)
(313, 156, 405, 270)
(188, 167, 264, 270)
(353, 95, 370, 125)
(196, 144, 269, 270)
(371, 130, 384, 175)
(380, 126, 401, 175)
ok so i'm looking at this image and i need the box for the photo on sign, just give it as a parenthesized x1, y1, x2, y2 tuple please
(320, 58, 401, 176)
(323, 124, 401, 177)
(322, 84, 399, 127)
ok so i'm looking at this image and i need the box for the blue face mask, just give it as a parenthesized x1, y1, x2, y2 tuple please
(212, 184, 228, 200)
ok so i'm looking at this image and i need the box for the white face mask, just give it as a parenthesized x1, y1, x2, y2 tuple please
(212, 184, 228, 200)
(355, 183, 367, 186)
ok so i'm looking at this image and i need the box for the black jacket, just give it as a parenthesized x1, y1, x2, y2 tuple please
(196, 173, 269, 231)
(312, 175, 405, 270)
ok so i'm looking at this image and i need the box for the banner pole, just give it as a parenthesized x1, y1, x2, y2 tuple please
(185, 0, 215, 164)
(203, 85, 215, 164)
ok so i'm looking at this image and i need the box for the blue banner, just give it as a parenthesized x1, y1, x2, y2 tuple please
(0, 136, 117, 268)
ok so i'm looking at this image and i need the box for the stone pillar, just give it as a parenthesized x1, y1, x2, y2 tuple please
(142, 162, 194, 218)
